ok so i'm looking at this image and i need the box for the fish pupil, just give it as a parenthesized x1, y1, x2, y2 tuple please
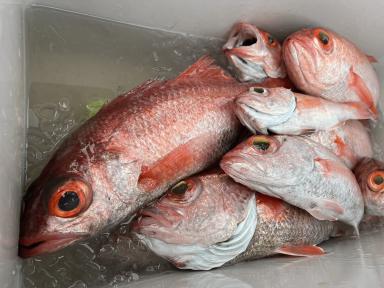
(58, 191, 80, 211)
(374, 175, 384, 185)
(318, 32, 329, 45)
(241, 37, 257, 46)
(171, 181, 189, 195)
(252, 87, 265, 93)
(253, 141, 270, 151)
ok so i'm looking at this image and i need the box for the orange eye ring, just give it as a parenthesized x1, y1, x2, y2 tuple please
(313, 28, 333, 52)
(248, 135, 279, 154)
(48, 179, 92, 218)
(367, 171, 384, 192)
(261, 31, 278, 48)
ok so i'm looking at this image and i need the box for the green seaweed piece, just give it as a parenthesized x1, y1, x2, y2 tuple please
(86, 99, 107, 118)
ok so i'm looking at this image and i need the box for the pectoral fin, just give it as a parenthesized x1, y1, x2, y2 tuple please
(307, 198, 344, 221)
(276, 245, 325, 256)
(366, 55, 378, 63)
(348, 67, 377, 118)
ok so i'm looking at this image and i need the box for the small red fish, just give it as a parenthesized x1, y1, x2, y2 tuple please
(234, 86, 374, 135)
(283, 27, 380, 117)
(133, 172, 335, 270)
(221, 135, 364, 230)
(223, 22, 287, 83)
(19, 56, 286, 258)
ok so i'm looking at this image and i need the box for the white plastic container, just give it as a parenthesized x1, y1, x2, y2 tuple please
(0, 0, 383, 287)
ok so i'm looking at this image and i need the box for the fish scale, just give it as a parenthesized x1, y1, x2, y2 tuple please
(229, 196, 335, 264)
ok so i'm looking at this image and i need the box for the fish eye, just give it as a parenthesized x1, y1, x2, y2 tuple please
(267, 34, 277, 47)
(314, 28, 333, 52)
(367, 171, 384, 192)
(170, 181, 189, 195)
(318, 31, 329, 45)
(249, 135, 279, 154)
(251, 87, 265, 94)
(253, 140, 270, 151)
(48, 179, 92, 218)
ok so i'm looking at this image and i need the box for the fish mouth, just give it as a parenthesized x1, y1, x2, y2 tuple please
(18, 233, 86, 258)
(228, 54, 267, 82)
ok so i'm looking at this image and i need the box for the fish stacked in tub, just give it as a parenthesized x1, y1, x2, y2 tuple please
(19, 23, 384, 271)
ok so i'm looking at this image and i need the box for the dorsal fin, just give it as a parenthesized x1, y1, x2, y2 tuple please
(173, 55, 236, 84)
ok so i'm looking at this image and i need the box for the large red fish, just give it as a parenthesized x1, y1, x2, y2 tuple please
(283, 27, 380, 117)
(19, 56, 287, 258)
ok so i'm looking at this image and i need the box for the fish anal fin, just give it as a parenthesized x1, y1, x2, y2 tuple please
(366, 55, 378, 63)
(276, 245, 325, 257)
(173, 55, 235, 84)
(348, 68, 378, 118)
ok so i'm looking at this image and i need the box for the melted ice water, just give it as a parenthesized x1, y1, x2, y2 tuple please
(24, 6, 225, 288)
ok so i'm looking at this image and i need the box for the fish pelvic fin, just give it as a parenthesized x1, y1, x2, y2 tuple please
(275, 245, 325, 257)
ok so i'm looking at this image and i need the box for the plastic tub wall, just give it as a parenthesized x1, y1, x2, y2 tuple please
(1, 0, 383, 287)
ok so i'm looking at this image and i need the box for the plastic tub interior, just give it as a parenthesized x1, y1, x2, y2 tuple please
(1, 0, 383, 287)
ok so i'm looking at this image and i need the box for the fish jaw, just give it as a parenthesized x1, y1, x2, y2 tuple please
(133, 173, 254, 247)
(354, 158, 384, 216)
(134, 194, 257, 270)
(18, 233, 87, 258)
(235, 87, 297, 134)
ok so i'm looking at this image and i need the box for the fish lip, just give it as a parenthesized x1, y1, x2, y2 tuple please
(18, 233, 87, 258)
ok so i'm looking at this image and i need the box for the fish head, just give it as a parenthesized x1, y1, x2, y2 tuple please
(354, 158, 384, 216)
(235, 87, 296, 134)
(283, 27, 347, 94)
(220, 135, 315, 191)
(223, 22, 286, 82)
(19, 141, 141, 258)
(133, 173, 254, 247)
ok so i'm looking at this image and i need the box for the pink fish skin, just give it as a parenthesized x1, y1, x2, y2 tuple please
(354, 158, 384, 216)
(305, 120, 373, 169)
(223, 22, 287, 83)
(283, 27, 380, 118)
(234, 86, 373, 135)
(220, 135, 364, 230)
(19, 56, 287, 258)
(133, 172, 335, 270)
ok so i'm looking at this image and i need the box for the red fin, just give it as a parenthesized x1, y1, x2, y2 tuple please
(348, 68, 378, 118)
(333, 135, 356, 167)
(138, 134, 215, 192)
(276, 245, 325, 256)
(307, 198, 344, 221)
(315, 157, 350, 177)
(173, 55, 235, 84)
(256, 193, 286, 221)
(366, 55, 378, 63)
